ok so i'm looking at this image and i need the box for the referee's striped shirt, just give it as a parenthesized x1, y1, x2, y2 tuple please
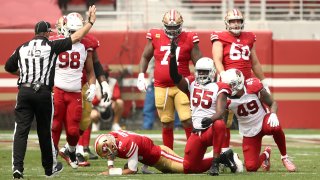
(5, 36, 72, 89)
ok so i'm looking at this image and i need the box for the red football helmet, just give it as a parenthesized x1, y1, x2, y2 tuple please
(224, 9, 244, 36)
(162, 9, 183, 39)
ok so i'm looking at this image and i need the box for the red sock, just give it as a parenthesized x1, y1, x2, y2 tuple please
(222, 128, 230, 148)
(162, 127, 174, 150)
(184, 127, 192, 140)
(82, 125, 91, 147)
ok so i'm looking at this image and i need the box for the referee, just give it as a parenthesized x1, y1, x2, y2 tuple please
(5, 6, 97, 179)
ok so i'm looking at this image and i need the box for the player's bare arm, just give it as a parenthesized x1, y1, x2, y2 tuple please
(260, 89, 278, 113)
(250, 44, 266, 80)
(212, 41, 225, 74)
(190, 42, 202, 65)
(210, 92, 228, 121)
(139, 40, 154, 73)
(71, 5, 96, 43)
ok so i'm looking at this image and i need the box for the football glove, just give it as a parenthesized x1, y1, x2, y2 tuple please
(267, 113, 279, 127)
(101, 81, 111, 102)
(137, 73, 147, 92)
(261, 79, 271, 94)
(201, 117, 213, 128)
(86, 84, 96, 102)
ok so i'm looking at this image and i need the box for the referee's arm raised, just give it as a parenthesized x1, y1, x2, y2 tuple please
(71, 5, 97, 44)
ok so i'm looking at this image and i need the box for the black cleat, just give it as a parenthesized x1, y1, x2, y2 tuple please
(46, 162, 63, 177)
(13, 170, 23, 179)
(208, 157, 220, 176)
(84, 147, 98, 160)
(220, 149, 237, 173)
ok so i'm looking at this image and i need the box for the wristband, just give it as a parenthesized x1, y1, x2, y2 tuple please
(108, 160, 114, 166)
(109, 168, 122, 175)
(88, 21, 94, 26)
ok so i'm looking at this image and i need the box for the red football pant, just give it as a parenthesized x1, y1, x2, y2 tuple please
(78, 124, 91, 147)
(52, 87, 82, 147)
(243, 113, 287, 171)
(183, 120, 226, 173)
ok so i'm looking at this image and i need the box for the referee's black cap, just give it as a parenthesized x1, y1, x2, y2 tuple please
(35, 21, 53, 34)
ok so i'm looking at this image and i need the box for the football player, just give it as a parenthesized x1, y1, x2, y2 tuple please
(51, 12, 96, 169)
(94, 130, 184, 175)
(136, 9, 202, 150)
(169, 41, 238, 176)
(210, 8, 270, 162)
(222, 69, 296, 172)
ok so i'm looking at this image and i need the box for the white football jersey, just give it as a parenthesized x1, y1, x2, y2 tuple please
(228, 79, 268, 137)
(186, 77, 231, 130)
(54, 42, 87, 92)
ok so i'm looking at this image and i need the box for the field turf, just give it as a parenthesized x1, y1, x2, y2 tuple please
(0, 129, 319, 179)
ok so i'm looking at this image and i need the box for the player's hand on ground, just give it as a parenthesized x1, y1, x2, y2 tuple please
(99, 171, 109, 176)
(201, 117, 213, 128)
(137, 73, 147, 92)
(86, 84, 96, 102)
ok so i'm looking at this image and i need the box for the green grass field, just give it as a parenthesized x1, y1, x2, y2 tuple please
(1, 129, 319, 179)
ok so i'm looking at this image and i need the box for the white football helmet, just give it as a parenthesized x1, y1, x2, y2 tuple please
(94, 134, 118, 159)
(195, 57, 216, 85)
(224, 9, 244, 36)
(55, 16, 67, 36)
(64, 12, 84, 37)
(221, 69, 244, 96)
(162, 9, 183, 39)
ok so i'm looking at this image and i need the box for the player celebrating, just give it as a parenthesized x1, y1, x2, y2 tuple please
(94, 130, 184, 175)
(210, 8, 271, 162)
(136, 9, 202, 150)
(51, 12, 96, 169)
(169, 40, 238, 176)
(222, 69, 296, 172)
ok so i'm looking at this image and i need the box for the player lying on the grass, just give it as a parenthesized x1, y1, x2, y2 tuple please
(222, 69, 296, 172)
(169, 39, 240, 175)
(94, 130, 184, 175)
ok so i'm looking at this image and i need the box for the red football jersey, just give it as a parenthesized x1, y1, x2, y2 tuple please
(81, 34, 100, 85)
(81, 33, 100, 52)
(147, 29, 199, 87)
(245, 78, 263, 95)
(210, 31, 256, 80)
(109, 130, 161, 166)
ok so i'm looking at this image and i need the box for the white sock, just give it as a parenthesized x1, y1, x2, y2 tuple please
(281, 154, 288, 160)
(68, 145, 76, 153)
(76, 145, 84, 155)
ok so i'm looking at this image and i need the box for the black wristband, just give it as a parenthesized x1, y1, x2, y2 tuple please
(88, 21, 94, 26)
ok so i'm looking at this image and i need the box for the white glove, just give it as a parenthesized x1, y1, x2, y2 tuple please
(101, 81, 111, 102)
(261, 79, 271, 94)
(85, 84, 96, 102)
(136, 73, 147, 92)
(267, 113, 279, 127)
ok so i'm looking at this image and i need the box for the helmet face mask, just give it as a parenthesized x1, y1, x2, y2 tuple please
(94, 134, 118, 159)
(221, 69, 244, 96)
(195, 57, 216, 85)
(162, 9, 183, 39)
(55, 16, 66, 35)
(224, 9, 244, 36)
(64, 12, 84, 37)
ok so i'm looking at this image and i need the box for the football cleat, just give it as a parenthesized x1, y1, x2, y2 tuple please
(59, 146, 70, 165)
(208, 157, 220, 176)
(282, 157, 296, 172)
(45, 162, 63, 177)
(77, 153, 90, 167)
(84, 147, 99, 160)
(220, 149, 237, 173)
(13, 170, 23, 179)
(69, 151, 79, 169)
(233, 153, 244, 173)
(261, 146, 271, 171)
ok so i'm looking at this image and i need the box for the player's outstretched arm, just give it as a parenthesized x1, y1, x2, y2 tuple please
(169, 39, 188, 93)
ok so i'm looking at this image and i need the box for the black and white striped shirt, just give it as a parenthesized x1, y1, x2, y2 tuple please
(5, 36, 72, 89)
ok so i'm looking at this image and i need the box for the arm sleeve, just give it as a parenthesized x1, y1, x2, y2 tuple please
(93, 60, 105, 78)
(127, 147, 139, 171)
(5, 48, 20, 73)
(169, 54, 182, 84)
(52, 37, 72, 54)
